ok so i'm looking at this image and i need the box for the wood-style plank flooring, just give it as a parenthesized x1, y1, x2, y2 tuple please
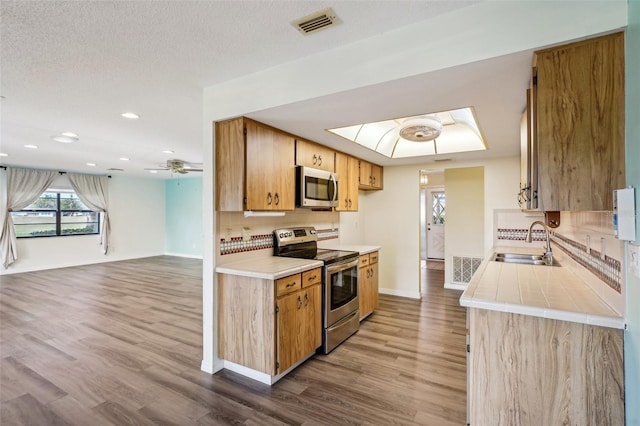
(1, 256, 467, 425)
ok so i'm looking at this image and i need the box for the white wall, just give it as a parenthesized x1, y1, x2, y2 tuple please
(355, 157, 520, 299)
(0, 173, 166, 274)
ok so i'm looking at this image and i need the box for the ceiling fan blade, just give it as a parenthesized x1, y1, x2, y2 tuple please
(144, 167, 170, 171)
(183, 168, 203, 172)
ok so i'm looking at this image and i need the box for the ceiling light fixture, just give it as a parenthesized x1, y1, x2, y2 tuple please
(399, 116, 442, 142)
(24, 144, 38, 149)
(86, 162, 96, 167)
(0, 153, 8, 157)
(121, 112, 140, 119)
(51, 135, 79, 144)
(161, 150, 174, 154)
(61, 132, 78, 138)
(119, 157, 130, 161)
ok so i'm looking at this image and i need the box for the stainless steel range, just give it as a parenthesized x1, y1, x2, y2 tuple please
(273, 227, 359, 354)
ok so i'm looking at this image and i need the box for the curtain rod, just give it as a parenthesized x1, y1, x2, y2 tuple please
(0, 166, 111, 178)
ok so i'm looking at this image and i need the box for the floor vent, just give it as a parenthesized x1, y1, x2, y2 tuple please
(452, 256, 482, 284)
(292, 8, 340, 35)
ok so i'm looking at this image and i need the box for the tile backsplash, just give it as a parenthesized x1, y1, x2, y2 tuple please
(494, 209, 625, 315)
(217, 210, 339, 260)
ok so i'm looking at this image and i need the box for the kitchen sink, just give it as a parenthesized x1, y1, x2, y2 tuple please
(491, 252, 560, 266)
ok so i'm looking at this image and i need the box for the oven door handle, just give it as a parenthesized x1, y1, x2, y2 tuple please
(326, 258, 359, 275)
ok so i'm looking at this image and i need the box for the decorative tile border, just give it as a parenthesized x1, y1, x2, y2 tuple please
(219, 228, 339, 256)
(220, 234, 273, 256)
(552, 233, 621, 293)
(497, 228, 547, 242)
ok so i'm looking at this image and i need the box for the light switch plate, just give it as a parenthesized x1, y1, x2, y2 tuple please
(629, 243, 640, 279)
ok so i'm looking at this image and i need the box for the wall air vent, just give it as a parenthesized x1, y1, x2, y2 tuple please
(292, 8, 340, 35)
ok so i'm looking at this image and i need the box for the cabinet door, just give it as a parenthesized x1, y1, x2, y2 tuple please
(359, 160, 372, 189)
(370, 164, 383, 189)
(296, 139, 335, 172)
(277, 290, 303, 373)
(369, 261, 379, 312)
(335, 152, 350, 212)
(347, 156, 359, 210)
(301, 284, 322, 353)
(536, 32, 624, 211)
(245, 121, 295, 211)
(276, 284, 322, 373)
(215, 118, 245, 212)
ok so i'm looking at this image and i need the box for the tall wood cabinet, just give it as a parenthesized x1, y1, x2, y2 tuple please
(535, 32, 625, 211)
(335, 152, 359, 211)
(295, 138, 335, 172)
(218, 267, 322, 376)
(359, 251, 379, 320)
(215, 117, 295, 211)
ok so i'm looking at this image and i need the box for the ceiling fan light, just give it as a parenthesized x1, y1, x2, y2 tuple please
(399, 116, 442, 142)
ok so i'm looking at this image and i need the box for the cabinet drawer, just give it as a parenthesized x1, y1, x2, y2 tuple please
(359, 254, 370, 267)
(302, 268, 322, 288)
(369, 251, 378, 264)
(276, 274, 301, 296)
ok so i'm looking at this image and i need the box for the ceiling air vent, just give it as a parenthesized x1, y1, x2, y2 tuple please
(292, 8, 340, 35)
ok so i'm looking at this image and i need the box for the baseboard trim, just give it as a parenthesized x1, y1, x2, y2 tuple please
(200, 359, 214, 374)
(165, 252, 203, 259)
(444, 282, 467, 291)
(378, 288, 421, 300)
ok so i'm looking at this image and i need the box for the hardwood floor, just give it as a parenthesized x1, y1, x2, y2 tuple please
(1, 256, 467, 425)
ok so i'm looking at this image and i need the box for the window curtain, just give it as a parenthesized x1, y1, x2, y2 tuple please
(1, 167, 57, 268)
(68, 173, 110, 255)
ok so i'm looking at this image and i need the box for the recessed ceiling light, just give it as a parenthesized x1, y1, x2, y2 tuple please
(121, 112, 140, 119)
(0, 153, 8, 157)
(24, 144, 38, 149)
(51, 135, 79, 144)
(162, 150, 174, 154)
(61, 132, 78, 138)
(149, 170, 158, 174)
(119, 157, 130, 161)
(86, 162, 96, 167)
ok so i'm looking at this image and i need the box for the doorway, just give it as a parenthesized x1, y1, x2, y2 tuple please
(419, 171, 445, 294)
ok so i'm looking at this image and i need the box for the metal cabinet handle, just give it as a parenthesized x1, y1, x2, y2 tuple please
(304, 293, 310, 307)
(345, 198, 349, 208)
(318, 155, 322, 166)
(274, 193, 280, 206)
(267, 192, 272, 205)
(297, 296, 302, 310)
(313, 154, 318, 165)
(308, 275, 317, 281)
(286, 282, 296, 288)
(348, 199, 352, 208)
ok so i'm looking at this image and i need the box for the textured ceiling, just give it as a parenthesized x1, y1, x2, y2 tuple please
(0, 0, 479, 178)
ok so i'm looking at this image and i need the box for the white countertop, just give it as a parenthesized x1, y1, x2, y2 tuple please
(216, 256, 323, 280)
(460, 246, 625, 329)
(317, 243, 380, 255)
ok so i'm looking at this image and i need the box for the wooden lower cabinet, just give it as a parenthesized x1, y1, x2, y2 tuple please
(359, 251, 379, 320)
(467, 308, 624, 425)
(218, 268, 322, 377)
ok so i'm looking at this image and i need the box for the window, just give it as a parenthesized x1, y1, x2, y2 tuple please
(12, 190, 100, 238)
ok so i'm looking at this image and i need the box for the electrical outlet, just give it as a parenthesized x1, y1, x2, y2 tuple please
(629, 243, 640, 279)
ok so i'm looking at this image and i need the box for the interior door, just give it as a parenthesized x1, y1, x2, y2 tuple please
(426, 187, 445, 260)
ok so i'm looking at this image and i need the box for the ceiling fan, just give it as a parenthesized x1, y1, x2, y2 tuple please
(145, 159, 203, 174)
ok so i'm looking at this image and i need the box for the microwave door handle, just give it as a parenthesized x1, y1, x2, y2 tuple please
(329, 174, 338, 206)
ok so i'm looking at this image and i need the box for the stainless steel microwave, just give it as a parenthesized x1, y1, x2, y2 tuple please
(296, 166, 338, 208)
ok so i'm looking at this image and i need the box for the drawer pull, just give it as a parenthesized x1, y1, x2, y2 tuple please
(286, 282, 297, 288)
(307, 275, 317, 281)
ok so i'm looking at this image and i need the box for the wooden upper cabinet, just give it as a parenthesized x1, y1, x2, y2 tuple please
(245, 120, 295, 211)
(295, 139, 335, 172)
(358, 160, 383, 190)
(215, 117, 295, 211)
(335, 152, 359, 211)
(535, 32, 625, 211)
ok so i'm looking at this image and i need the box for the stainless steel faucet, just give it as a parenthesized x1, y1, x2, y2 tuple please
(526, 220, 553, 265)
